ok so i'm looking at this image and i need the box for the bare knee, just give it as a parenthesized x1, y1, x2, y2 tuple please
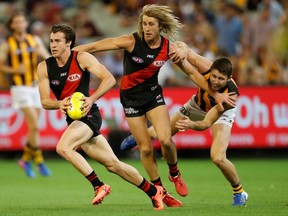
(140, 146, 154, 158)
(158, 136, 173, 149)
(211, 154, 226, 167)
(56, 145, 70, 161)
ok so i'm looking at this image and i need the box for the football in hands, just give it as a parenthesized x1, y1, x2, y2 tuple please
(67, 92, 85, 120)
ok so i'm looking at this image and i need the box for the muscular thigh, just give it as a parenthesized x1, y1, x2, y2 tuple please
(211, 123, 232, 156)
(147, 105, 171, 140)
(82, 135, 119, 166)
(126, 115, 151, 148)
(58, 121, 94, 150)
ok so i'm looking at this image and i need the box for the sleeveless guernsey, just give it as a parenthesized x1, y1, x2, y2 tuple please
(46, 51, 90, 100)
(121, 32, 169, 106)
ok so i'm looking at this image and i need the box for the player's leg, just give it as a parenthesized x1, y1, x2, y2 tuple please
(211, 123, 248, 206)
(148, 113, 182, 207)
(120, 113, 183, 206)
(56, 121, 95, 174)
(82, 135, 165, 210)
(121, 112, 183, 151)
(147, 105, 188, 197)
(148, 112, 183, 138)
(127, 115, 161, 181)
(18, 106, 39, 178)
(57, 121, 111, 205)
(13, 86, 50, 177)
(21, 107, 51, 176)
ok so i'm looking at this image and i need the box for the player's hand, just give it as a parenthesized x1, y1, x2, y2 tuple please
(60, 96, 71, 115)
(169, 42, 187, 64)
(214, 92, 237, 111)
(175, 116, 191, 132)
(80, 96, 93, 117)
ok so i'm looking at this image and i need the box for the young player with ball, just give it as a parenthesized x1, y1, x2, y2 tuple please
(37, 24, 165, 210)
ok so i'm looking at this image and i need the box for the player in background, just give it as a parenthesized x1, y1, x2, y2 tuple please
(121, 51, 248, 206)
(74, 4, 236, 207)
(0, 12, 51, 178)
(37, 23, 164, 210)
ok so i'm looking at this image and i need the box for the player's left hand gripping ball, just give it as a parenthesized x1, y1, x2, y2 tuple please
(67, 92, 85, 120)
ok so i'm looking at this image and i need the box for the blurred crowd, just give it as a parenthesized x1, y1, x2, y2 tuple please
(1, 0, 288, 90)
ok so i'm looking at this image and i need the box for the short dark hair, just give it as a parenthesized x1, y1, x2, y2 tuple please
(51, 24, 76, 48)
(210, 57, 233, 77)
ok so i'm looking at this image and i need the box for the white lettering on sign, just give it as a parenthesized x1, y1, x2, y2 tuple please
(266, 133, 288, 146)
(236, 96, 269, 128)
(273, 103, 288, 127)
(235, 96, 288, 129)
(229, 134, 254, 146)
(174, 134, 207, 146)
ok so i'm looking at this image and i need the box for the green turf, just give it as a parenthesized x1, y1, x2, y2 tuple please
(0, 157, 287, 216)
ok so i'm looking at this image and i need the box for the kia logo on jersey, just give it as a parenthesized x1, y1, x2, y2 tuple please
(153, 61, 165, 67)
(67, 73, 81, 82)
(132, 56, 144, 63)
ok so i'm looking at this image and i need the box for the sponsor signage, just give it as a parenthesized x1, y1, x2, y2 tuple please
(0, 87, 287, 150)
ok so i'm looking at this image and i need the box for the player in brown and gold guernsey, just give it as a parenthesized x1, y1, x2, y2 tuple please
(0, 12, 51, 178)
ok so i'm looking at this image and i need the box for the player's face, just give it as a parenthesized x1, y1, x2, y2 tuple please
(209, 69, 229, 91)
(142, 15, 160, 43)
(10, 15, 28, 34)
(50, 32, 70, 58)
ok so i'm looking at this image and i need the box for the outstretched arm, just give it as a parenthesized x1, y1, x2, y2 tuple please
(73, 34, 135, 53)
(170, 41, 212, 73)
(170, 42, 236, 109)
(175, 105, 223, 131)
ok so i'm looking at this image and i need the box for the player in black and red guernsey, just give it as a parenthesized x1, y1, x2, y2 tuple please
(74, 4, 236, 207)
(37, 24, 165, 210)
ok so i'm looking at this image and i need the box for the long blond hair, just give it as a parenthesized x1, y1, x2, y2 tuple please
(137, 4, 182, 40)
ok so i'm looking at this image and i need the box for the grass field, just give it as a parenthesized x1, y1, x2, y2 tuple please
(0, 156, 287, 216)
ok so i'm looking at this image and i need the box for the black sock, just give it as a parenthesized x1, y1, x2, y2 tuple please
(85, 171, 104, 189)
(151, 177, 162, 186)
(151, 177, 167, 193)
(168, 162, 179, 177)
(138, 178, 157, 197)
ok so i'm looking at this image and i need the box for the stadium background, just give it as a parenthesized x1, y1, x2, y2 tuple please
(0, 1, 287, 216)
(0, 0, 287, 158)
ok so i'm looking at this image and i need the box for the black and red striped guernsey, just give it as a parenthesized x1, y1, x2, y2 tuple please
(46, 51, 90, 100)
(120, 32, 170, 106)
(195, 71, 239, 112)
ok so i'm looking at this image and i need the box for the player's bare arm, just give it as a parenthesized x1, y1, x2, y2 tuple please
(176, 105, 223, 131)
(169, 41, 212, 73)
(77, 51, 116, 116)
(176, 59, 213, 94)
(37, 60, 70, 113)
(169, 41, 188, 63)
(73, 34, 135, 53)
(176, 59, 236, 109)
